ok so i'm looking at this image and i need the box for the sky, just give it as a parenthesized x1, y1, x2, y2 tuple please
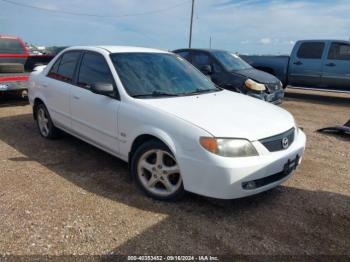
(0, 0, 350, 54)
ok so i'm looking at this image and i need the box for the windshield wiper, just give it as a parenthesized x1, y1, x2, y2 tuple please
(132, 91, 179, 98)
(182, 87, 222, 96)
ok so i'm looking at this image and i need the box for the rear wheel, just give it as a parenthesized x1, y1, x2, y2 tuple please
(131, 140, 185, 201)
(36, 103, 60, 139)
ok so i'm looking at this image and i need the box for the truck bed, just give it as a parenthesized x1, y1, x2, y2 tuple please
(240, 55, 290, 86)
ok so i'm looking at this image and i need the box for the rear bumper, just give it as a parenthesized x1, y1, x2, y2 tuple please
(0, 81, 28, 92)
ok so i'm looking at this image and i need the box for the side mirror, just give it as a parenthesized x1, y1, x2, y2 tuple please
(201, 65, 212, 75)
(90, 83, 114, 96)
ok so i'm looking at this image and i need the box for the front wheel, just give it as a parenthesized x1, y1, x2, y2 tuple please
(131, 140, 185, 201)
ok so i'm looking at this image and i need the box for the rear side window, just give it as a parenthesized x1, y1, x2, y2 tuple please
(77, 52, 114, 89)
(328, 43, 350, 60)
(0, 38, 25, 54)
(297, 42, 325, 59)
(192, 52, 210, 68)
(48, 51, 80, 83)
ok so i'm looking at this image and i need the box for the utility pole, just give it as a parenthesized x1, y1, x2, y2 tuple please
(188, 0, 195, 48)
(209, 36, 212, 49)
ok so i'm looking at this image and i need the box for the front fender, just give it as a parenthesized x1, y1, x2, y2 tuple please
(123, 125, 177, 160)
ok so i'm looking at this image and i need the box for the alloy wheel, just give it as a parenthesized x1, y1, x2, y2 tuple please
(137, 149, 182, 197)
(37, 107, 50, 137)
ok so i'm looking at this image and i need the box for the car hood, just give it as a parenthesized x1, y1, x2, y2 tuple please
(140, 90, 295, 141)
(233, 68, 278, 84)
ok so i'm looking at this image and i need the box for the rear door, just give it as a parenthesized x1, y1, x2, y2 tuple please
(70, 51, 120, 154)
(288, 41, 326, 87)
(321, 42, 350, 91)
(44, 51, 81, 130)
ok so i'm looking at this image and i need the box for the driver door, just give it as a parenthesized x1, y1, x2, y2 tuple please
(70, 51, 120, 154)
(191, 51, 225, 87)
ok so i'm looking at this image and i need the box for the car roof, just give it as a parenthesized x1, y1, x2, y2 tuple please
(296, 39, 350, 44)
(173, 48, 226, 53)
(65, 45, 169, 54)
(0, 35, 21, 40)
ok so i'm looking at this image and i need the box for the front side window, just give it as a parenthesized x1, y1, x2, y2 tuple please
(297, 42, 325, 59)
(78, 52, 114, 88)
(110, 52, 218, 98)
(192, 52, 210, 68)
(48, 51, 80, 83)
(328, 43, 350, 60)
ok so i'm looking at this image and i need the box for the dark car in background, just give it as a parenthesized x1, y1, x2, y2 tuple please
(241, 40, 350, 93)
(173, 48, 284, 104)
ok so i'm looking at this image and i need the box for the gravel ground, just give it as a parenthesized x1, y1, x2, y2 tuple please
(0, 89, 349, 256)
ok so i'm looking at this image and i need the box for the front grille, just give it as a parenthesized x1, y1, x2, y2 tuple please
(259, 128, 295, 152)
(265, 83, 280, 93)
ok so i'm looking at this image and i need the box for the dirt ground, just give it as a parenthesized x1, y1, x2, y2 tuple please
(0, 89, 349, 256)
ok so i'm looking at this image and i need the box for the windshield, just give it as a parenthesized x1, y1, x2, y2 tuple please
(0, 38, 25, 54)
(110, 52, 219, 98)
(212, 50, 251, 71)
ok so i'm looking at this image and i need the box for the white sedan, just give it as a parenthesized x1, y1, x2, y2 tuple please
(28, 46, 306, 201)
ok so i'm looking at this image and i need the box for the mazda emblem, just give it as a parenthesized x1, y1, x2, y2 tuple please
(282, 137, 289, 149)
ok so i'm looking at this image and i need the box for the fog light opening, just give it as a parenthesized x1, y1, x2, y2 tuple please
(242, 181, 256, 190)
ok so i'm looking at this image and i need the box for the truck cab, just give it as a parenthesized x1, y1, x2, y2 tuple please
(289, 40, 350, 92)
(241, 40, 350, 93)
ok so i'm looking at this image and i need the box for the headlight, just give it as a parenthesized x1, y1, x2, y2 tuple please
(294, 119, 299, 135)
(200, 137, 258, 157)
(245, 79, 266, 91)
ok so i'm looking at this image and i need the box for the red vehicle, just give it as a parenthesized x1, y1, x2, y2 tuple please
(0, 35, 54, 96)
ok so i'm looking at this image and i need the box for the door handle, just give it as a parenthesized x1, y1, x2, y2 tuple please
(73, 96, 80, 100)
(293, 61, 303, 65)
(325, 62, 336, 67)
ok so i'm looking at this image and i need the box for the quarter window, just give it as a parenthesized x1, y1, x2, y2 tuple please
(77, 52, 115, 89)
(297, 42, 325, 59)
(48, 51, 80, 83)
(328, 43, 350, 60)
(176, 51, 191, 61)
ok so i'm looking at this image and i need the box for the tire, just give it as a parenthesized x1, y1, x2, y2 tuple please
(0, 63, 24, 73)
(35, 103, 61, 139)
(131, 140, 185, 201)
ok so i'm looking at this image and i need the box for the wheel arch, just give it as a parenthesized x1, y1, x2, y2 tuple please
(128, 131, 177, 163)
(127, 128, 178, 176)
(33, 97, 45, 120)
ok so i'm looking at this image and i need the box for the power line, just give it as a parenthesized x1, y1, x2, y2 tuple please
(0, 0, 190, 18)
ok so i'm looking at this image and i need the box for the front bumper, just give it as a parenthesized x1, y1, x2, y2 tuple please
(178, 129, 306, 199)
